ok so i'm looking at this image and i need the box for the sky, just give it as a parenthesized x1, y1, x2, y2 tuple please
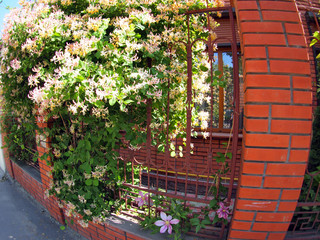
(0, 0, 21, 35)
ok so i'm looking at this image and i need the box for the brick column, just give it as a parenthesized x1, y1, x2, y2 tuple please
(36, 114, 65, 225)
(229, 1, 313, 240)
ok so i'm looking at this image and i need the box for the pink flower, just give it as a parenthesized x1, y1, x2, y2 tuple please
(10, 58, 21, 70)
(216, 202, 230, 220)
(154, 212, 179, 234)
(135, 191, 152, 207)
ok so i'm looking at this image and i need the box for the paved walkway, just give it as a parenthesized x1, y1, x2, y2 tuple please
(0, 169, 86, 240)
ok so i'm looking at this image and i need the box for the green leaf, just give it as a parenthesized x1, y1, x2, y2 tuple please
(214, 70, 222, 76)
(209, 199, 218, 209)
(202, 218, 211, 225)
(310, 38, 318, 46)
(199, 65, 208, 72)
(60, 226, 66, 230)
(170, 151, 176, 157)
(195, 224, 201, 233)
(109, 97, 116, 106)
(190, 218, 200, 226)
(123, 99, 133, 105)
(85, 140, 91, 151)
(212, 215, 219, 224)
(85, 179, 93, 186)
(93, 179, 99, 187)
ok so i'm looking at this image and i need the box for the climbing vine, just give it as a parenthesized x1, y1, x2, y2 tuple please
(0, 0, 231, 236)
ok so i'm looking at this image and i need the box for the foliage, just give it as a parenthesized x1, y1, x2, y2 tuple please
(141, 197, 191, 240)
(309, 106, 320, 172)
(136, 150, 232, 239)
(0, 0, 227, 229)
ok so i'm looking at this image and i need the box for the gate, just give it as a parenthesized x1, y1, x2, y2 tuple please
(118, 4, 241, 239)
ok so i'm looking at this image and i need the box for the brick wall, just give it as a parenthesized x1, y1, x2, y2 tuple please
(229, 1, 313, 240)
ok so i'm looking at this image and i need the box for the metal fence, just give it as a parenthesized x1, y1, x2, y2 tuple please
(118, 5, 241, 239)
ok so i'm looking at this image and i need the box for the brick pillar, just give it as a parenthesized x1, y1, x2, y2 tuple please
(229, 1, 313, 240)
(36, 114, 65, 225)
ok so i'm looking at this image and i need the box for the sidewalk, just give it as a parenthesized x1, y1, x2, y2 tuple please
(0, 168, 87, 240)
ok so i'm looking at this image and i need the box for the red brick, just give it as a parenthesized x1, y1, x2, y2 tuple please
(264, 176, 304, 188)
(245, 134, 290, 148)
(262, 11, 300, 22)
(236, 199, 277, 211)
(256, 212, 294, 222)
(242, 162, 265, 174)
(260, 1, 297, 11)
(238, 10, 261, 21)
(231, 220, 252, 230)
(97, 228, 115, 240)
(233, 210, 254, 221)
(268, 47, 308, 60)
(271, 105, 312, 119)
(293, 91, 312, 104)
(245, 89, 291, 103)
(266, 163, 306, 176)
(289, 150, 310, 163)
(278, 201, 298, 211)
(244, 148, 287, 162)
(245, 118, 268, 132)
(252, 222, 289, 231)
(239, 188, 281, 200)
(270, 60, 311, 75)
(245, 60, 268, 73)
(244, 46, 266, 59)
(271, 119, 312, 134)
(229, 230, 267, 240)
(268, 232, 287, 240)
(285, 23, 304, 34)
(126, 232, 146, 240)
(292, 76, 312, 89)
(291, 135, 311, 148)
(282, 189, 301, 200)
(237, 1, 258, 10)
(245, 105, 269, 118)
(241, 22, 283, 33)
(241, 175, 263, 187)
(287, 34, 307, 46)
(245, 75, 290, 88)
(243, 33, 286, 46)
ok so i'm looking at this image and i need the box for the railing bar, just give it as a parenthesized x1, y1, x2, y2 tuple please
(195, 174, 199, 199)
(131, 159, 134, 185)
(306, 177, 314, 202)
(226, 5, 240, 204)
(122, 183, 212, 204)
(139, 165, 142, 188)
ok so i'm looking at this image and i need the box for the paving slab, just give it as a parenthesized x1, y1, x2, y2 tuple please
(0, 168, 86, 240)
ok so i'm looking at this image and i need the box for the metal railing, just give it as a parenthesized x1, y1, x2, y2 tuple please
(118, 5, 241, 239)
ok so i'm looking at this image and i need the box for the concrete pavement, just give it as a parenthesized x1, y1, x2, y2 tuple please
(0, 168, 87, 240)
